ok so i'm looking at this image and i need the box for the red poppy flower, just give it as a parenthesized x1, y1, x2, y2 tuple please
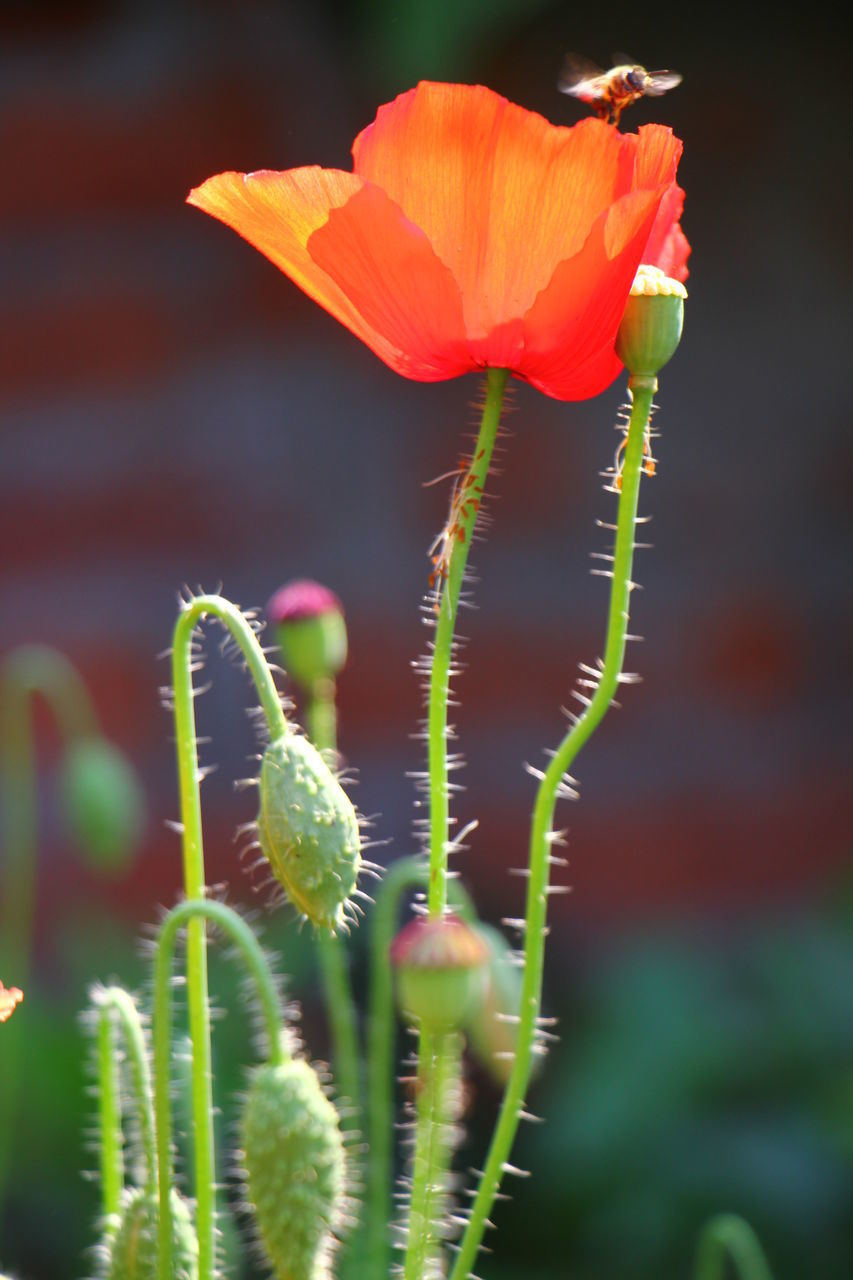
(189, 82, 688, 401)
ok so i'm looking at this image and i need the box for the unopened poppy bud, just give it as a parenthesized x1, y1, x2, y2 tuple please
(391, 913, 488, 1032)
(615, 264, 686, 379)
(267, 580, 347, 690)
(464, 924, 524, 1085)
(106, 1187, 198, 1280)
(257, 732, 360, 931)
(60, 737, 145, 872)
(242, 1057, 346, 1280)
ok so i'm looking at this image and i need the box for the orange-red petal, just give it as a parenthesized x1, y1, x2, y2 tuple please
(189, 86, 687, 398)
(188, 167, 471, 381)
(306, 184, 470, 380)
(517, 190, 662, 400)
(353, 84, 634, 339)
(643, 183, 691, 281)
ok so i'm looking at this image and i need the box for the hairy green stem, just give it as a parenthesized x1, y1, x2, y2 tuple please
(410, 368, 506, 1277)
(170, 594, 287, 1280)
(0, 647, 97, 1205)
(450, 376, 657, 1280)
(404, 1029, 461, 1280)
(153, 898, 286, 1280)
(365, 858, 476, 1279)
(694, 1214, 775, 1280)
(427, 367, 507, 917)
(93, 985, 157, 1209)
(305, 677, 360, 1120)
(96, 1002, 124, 1225)
(306, 676, 338, 758)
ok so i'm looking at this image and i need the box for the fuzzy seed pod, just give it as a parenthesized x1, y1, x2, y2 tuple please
(105, 1187, 197, 1280)
(242, 1058, 345, 1280)
(616, 264, 686, 378)
(60, 737, 145, 872)
(257, 733, 360, 930)
(391, 913, 489, 1032)
(465, 924, 524, 1084)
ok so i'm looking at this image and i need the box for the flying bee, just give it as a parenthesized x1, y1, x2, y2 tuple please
(558, 54, 681, 126)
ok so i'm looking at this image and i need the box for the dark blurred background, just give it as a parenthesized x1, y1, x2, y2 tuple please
(1, 1, 851, 1277)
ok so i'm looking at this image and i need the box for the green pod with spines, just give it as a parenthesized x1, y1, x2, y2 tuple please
(242, 1057, 346, 1280)
(105, 1187, 197, 1280)
(257, 732, 360, 931)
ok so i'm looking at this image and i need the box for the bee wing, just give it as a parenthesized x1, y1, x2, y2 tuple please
(558, 52, 605, 95)
(643, 71, 682, 96)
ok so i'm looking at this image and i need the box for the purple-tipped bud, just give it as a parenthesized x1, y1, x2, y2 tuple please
(267, 580, 347, 690)
(391, 914, 488, 1032)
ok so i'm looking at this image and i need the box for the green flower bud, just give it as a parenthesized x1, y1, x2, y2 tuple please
(257, 732, 360, 931)
(60, 737, 145, 872)
(391, 914, 488, 1032)
(464, 924, 524, 1085)
(242, 1057, 346, 1280)
(615, 264, 686, 379)
(268, 581, 347, 690)
(105, 1187, 197, 1280)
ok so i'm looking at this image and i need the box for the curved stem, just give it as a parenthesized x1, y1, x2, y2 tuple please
(169, 594, 288, 1280)
(93, 985, 158, 1202)
(365, 856, 475, 1279)
(153, 898, 286, 1280)
(427, 368, 507, 917)
(694, 1214, 775, 1280)
(0, 646, 98, 1206)
(450, 376, 657, 1280)
(305, 676, 360, 1121)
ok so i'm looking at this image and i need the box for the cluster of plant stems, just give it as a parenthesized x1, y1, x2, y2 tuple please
(0, 365, 775, 1280)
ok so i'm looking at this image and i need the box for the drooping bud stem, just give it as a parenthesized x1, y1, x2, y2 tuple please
(0, 645, 141, 1207)
(169, 593, 289, 1280)
(693, 1214, 775, 1280)
(90, 984, 158, 1236)
(152, 898, 287, 1280)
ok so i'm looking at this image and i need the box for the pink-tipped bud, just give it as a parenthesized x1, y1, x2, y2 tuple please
(267, 580, 347, 690)
(391, 914, 488, 1032)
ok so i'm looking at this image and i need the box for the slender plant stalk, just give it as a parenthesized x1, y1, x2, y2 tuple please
(450, 376, 657, 1280)
(405, 1029, 461, 1280)
(694, 1214, 775, 1280)
(153, 898, 286, 1280)
(96, 1002, 124, 1225)
(365, 857, 475, 1279)
(93, 985, 158, 1210)
(170, 595, 287, 1280)
(406, 369, 507, 1276)
(427, 367, 508, 917)
(0, 647, 97, 1207)
(305, 676, 360, 1119)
